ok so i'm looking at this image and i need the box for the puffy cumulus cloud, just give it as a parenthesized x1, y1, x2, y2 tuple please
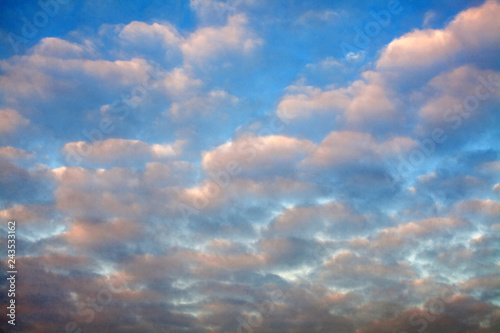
(418, 65, 500, 124)
(0, 146, 34, 160)
(202, 134, 314, 178)
(33, 37, 96, 59)
(181, 14, 263, 64)
(116, 11, 262, 65)
(277, 72, 403, 127)
(303, 131, 415, 168)
(343, 73, 400, 125)
(276, 1, 500, 137)
(160, 67, 203, 99)
(51, 166, 95, 188)
(0, 108, 30, 136)
(0, 53, 154, 99)
(62, 138, 185, 167)
(377, 0, 500, 71)
(118, 21, 183, 48)
(378, 29, 460, 70)
(265, 201, 367, 238)
(276, 84, 350, 120)
(50, 165, 195, 220)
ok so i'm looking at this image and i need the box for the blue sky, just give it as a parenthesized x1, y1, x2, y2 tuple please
(0, 0, 499, 332)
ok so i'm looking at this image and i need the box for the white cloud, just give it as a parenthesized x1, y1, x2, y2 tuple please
(419, 65, 500, 123)
(33, 37, 95, 59)
(119, 21, 182, 47)
(0, 146, 34, 160)
(181, 14, 263, 63)
(62, 138, 184, 166)
(0, 108, 30, 136)
(377, 0, 500, 70)
(277, 71, 400, 126)
(202, 134, 314, 175)
(303, 131, 415, 167)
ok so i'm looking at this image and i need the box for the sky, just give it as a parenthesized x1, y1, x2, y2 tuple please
(0, 0, 499, 332)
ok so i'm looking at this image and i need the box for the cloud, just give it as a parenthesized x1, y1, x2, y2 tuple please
(0, 1, 499, 332)
(276, 71, 404, 127)
(352, 217, 470, 253)
(418, 65, 500, 124)
(265, 200, 367, 238)
(181, 14, 263, 64)
(33, 37, 95, 59)
(0, 108, 30, 136)
(202, 134, 314, 178)
(190, 0, 236, 22)
(0, 146, 34, 160)
(59, 217, 141, 249)
(118, 21, 182, 47)
(62, 138, 184, 167)
(454, 198, 500, 225)
(0, 53, 155, 100)
(0, 159, 52, 205)
(423, 10, 436, 28)
(356, 295, 499, 333)
(51, 165, 189, 220)
(117, 11, 262, 65)
(319, 250, 416, 287)
(160, 67, 203, 99)
(377, 0, 500, 71)
(276, 84, 350, 120)
(303, 131, 415, 168)
(0, 204, 51, 225)
(295, 9, 340, 26)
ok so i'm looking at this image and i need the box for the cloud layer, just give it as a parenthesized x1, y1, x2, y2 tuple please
(0, 0, 499, 332)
